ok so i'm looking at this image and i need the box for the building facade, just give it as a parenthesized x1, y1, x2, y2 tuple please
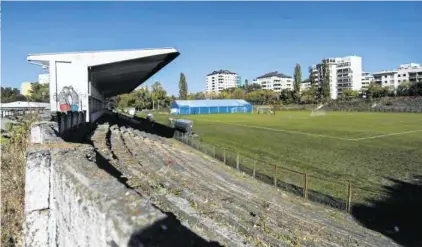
(361, 72, 374, 91)
(39, 73, 50, 84)
(206, 70, 240, 94)
(21, 82, 32, 96)
(253, 71, 293, 92)
(314, 56, 362, 99)
(373, 63, 422, 89)
(300, 79, 312, 92)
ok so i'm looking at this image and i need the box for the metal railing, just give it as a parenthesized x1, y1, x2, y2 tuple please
(174, 131, 386, 213)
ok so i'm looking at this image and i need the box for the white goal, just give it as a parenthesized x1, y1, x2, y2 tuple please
(256, 106, 274, 115)
(310, 105, 326, 117)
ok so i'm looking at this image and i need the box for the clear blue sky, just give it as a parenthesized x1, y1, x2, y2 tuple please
(2, 2, 422, 95)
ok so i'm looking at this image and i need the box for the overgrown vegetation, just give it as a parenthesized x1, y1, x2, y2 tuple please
(1, 83, 49, 103)
(1, 115, 36, 247)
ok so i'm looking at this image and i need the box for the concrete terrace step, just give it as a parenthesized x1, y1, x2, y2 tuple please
(101, 125, 253, 246)
(120, 126, 395, 247)
(120, 130, 295, 246)
(89, 123, 397, 247)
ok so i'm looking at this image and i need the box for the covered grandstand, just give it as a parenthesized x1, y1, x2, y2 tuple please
(170, 99, 252, 115)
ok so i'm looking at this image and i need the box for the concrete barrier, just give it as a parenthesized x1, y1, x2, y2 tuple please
(24, 122, 171, 246)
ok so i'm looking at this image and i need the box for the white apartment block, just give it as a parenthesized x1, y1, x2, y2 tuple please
(361, 72, 374, 91)
(373, 63, 422, 89)
(206, 70, 240, 94)
(39, 73, 50, 84)
(253, 71, 293, 92)
(314, 56, 362, 99)
(300, 79, 311, 92)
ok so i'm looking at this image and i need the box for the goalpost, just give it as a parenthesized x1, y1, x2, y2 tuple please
(309, 104, 326, 117)
(256, 106, 274, 115)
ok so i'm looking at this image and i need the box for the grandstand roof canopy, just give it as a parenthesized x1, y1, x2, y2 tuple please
(27, 48, 180, 98)
(172, 99, 251, 108)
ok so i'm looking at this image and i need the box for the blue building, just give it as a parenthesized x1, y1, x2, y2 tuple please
(170, 99, 252, 115)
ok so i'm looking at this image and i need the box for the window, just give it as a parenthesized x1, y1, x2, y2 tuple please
(398, 74, 401, 77)
(398, 80, 401, 83)
(403, 74, 406, 77)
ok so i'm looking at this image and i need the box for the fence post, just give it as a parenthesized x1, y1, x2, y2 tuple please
(213, 146, 216, 158)
(273, 164, 277, 186)
(236, 152, 240, 170)
(303, 173, 308, 199)
(223, 149, 226, 164)
(346, 182, 352, 213)
(252, 159, 256, 178)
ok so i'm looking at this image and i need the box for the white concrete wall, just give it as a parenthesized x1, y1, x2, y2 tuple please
(25, 122, 169, 247)
(50, 61, 90, 119)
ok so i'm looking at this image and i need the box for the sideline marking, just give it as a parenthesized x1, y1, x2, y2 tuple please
(195, 119, 422, 141)
(351, 129, 422, 141)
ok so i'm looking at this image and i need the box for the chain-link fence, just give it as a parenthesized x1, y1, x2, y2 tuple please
(174, 131, 388, 213)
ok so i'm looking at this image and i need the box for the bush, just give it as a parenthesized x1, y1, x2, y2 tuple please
(1, 114, 37, 247)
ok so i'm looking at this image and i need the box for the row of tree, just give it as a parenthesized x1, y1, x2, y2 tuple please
(115, 81, 173, 111)
(1, 83, 49, 103)
(115, 67, 422, 111)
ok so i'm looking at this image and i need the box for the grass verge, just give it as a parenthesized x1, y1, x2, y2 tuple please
(1, 115, 36, 247)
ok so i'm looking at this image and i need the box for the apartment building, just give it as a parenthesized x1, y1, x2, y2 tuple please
(361, 72, 374, 91)
(206, 70, 240, 94)
(253, 71, 293, 92)
(21, 82, 33, 96)
(373, 63, 422, 89)
(300, 79, 312, 92)
(314, 56, 362, 99)
(39, 73, 50, 84)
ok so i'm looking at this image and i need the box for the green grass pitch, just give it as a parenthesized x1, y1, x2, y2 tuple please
(142, 111, 422, 204)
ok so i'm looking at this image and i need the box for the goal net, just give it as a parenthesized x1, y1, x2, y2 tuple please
(256, 106, 273, 114)
(310, 105, 326, 117)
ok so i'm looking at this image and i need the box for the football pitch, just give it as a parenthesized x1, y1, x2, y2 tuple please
(149, 111, 422, 204)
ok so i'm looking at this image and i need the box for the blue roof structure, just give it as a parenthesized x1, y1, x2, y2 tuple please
(173, 99, 251, 108)
(170, 99, 252, 115)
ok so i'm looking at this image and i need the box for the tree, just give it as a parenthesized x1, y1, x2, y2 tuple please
(341, 89, 360, 101)
(29, 82, 49, 102)
(366, 82, 389, 99)
(179, 73, 188, 100)
(151, 81, 168, 108)
(232, 88, 245, 99)
(245, 83, 261, 92)
(279, 89, 295, 105)
(300, 85, 318, 104)
(397, 81, 411, 96)
(321, 61, 331, 100)
(409, 81, 422, 96)
(293, 63, 302, 103)
(1, 87, 27, 103)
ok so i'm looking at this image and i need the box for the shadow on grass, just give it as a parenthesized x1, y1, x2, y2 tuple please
(352, 176, 422, 247)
